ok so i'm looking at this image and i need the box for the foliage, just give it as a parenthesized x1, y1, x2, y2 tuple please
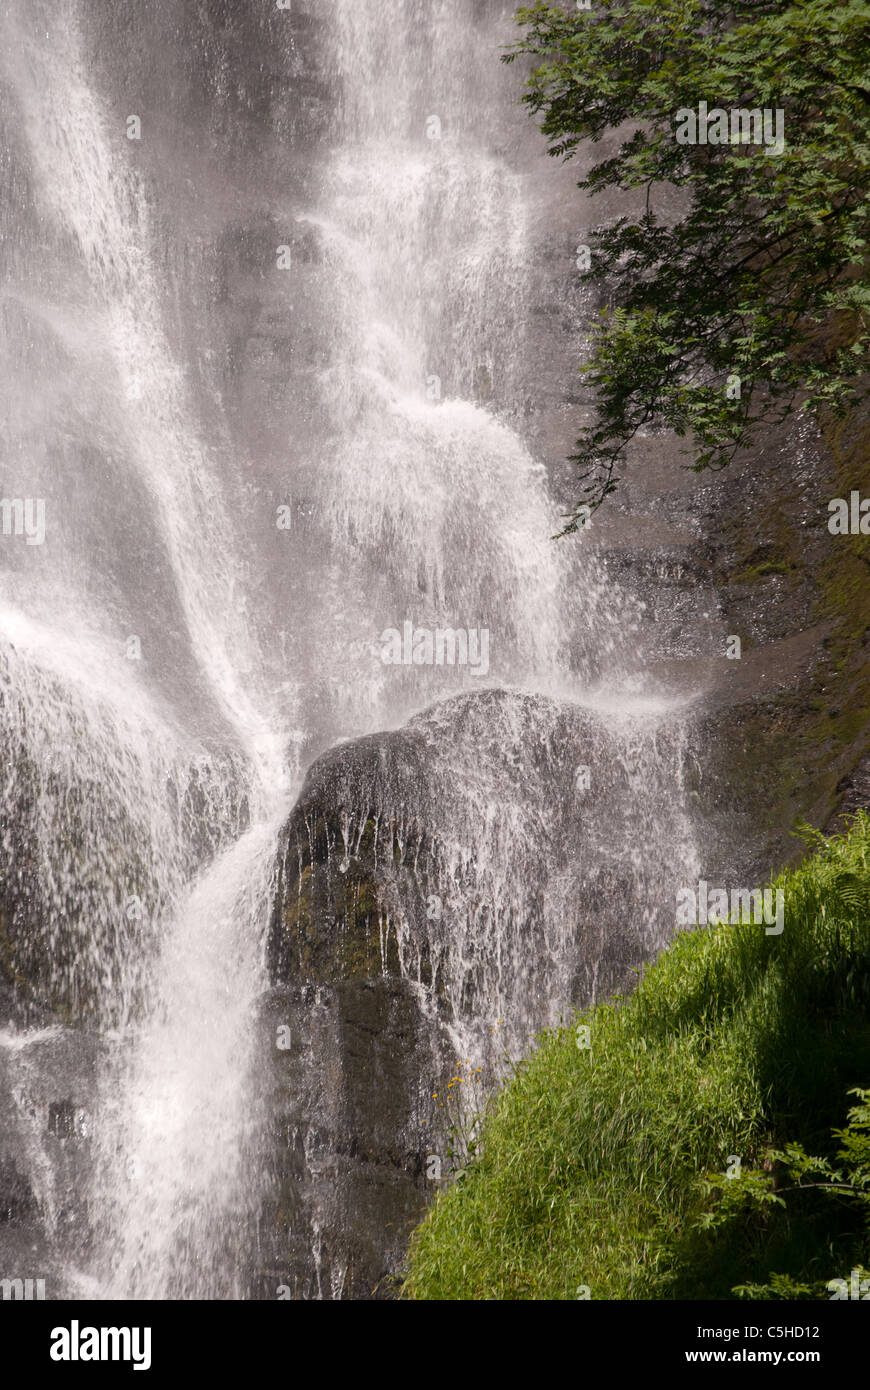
(504, 1, 870, 527)
(403, 813, 870, 1299)
(431, 1057, 489, 1181)
(698, 1088, 870, 1296)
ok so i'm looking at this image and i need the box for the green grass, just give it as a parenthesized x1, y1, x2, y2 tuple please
(402, 815, 870, 1300)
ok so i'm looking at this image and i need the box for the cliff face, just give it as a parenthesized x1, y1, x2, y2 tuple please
(714, 401, 870, 854)
(511, 152, 870, 884)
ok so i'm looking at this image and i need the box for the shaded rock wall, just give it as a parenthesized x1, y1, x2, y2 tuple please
(257, 687, 699, 1294)
(0, 1021, 104, 1298)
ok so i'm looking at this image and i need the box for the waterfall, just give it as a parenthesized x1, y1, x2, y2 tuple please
(0, 0, 700, 1299)
(1, 0, 292, 1297)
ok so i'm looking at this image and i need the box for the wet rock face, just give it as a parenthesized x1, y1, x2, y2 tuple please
(269, 688, 698, 1027)
(671, 397, 870, 886)
(254, 977, 449, 1300)
(258, 687, 700, 1296)
(0, 1024, 104, 1299)
(259, 730, 456, 1299)
(0, 710, 250, 1028)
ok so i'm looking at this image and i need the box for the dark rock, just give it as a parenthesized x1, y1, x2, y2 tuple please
(256, 686, 699, 1296)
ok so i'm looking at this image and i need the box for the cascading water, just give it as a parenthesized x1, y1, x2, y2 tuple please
(1, 0, 293, 1297)
(0, 0, 701, 1299)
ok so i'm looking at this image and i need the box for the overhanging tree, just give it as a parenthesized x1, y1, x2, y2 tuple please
(504, 0, 870, 530)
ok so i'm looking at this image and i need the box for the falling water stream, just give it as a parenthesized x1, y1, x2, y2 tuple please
(0, 0, 700, 1298)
